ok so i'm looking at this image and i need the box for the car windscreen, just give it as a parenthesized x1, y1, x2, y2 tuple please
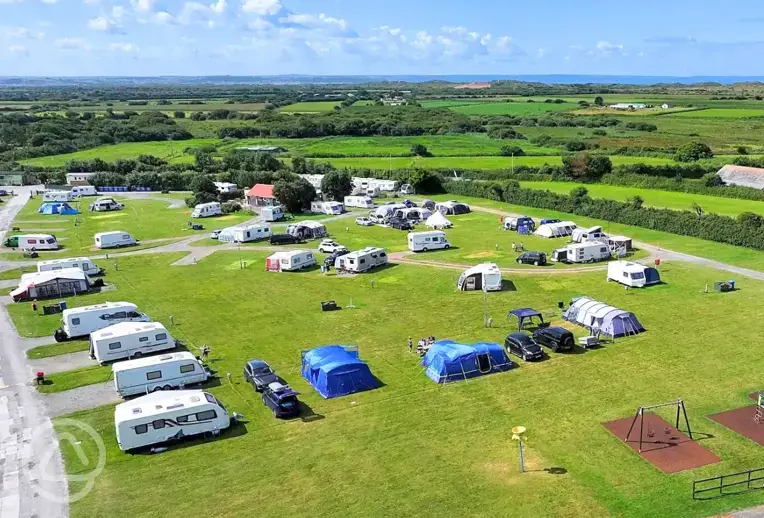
(279, 396, 298, 407)
(251, 365, 272, 374)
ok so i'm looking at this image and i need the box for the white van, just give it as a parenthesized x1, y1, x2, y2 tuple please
(192, 202, 222, 218)
(335, 247, 388, 273)
(55, 301, 150, 342)
(94, 231, 137, 249)
(344, 196, 374, 209)
(71, 186, 97, 197)
(89, 322, 176, 364)
(112, 352, 209, 397)
(551, 242, 611, 264)
(89, 198, 124, 212)
(114, 390, 231, 451)
(407, 231, 451, 253)
(3, 234, 59, 250)
(38, 257, 101, 276)
(261, 206, 284, 222)
(42, 190, 73, 203)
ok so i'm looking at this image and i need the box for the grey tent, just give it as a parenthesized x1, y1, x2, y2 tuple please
(562, 296, 645, 338)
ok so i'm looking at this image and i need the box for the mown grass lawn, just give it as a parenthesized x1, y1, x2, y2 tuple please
(26, 340, 90, 359)
(38, 365, 112, 394)
(19, 250, 764, 518)
(668, 108, 764, 118)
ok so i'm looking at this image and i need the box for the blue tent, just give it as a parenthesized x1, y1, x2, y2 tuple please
(38, 202, 78, 215)
(301, 345, 379, 398)
(422, 340, 513, 384)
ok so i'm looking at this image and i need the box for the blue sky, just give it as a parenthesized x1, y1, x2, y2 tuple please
(1, 0, 764, 76)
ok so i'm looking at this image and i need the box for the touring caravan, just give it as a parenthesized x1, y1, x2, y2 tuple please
(344, 196, 374, 209)
(607, 261, 660, 288)
(218, 225, 271, 243)
(265, 250, 316, 272)
(89, 322, 176, 364)
(214, 182, 238, 194)
(457, 263, 503, 292)
(89, 198, 123, 212)
(114, 390, 231, 451)
(71, 186, 97, 197)
(400, 184, 416, 195)
(192, 202, 222, 218)
(407, 231, 451, 253)
(42, 190, 73, 203)
(55, 301, 150, 342)
(38, 257, 101, 276)
(551, 242, 611, 264)
(112, 352, 209, 397)
(3, 234, 59, 250)
(261, 206, 284, 222)
(11, 268, 93, 302)
(94, 231, 137, 249)
(571, 225, 608, 244)
(335, 247, 388, 273)
(311, 201, 345, 215)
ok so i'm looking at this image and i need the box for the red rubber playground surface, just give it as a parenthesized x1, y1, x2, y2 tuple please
(603, 412, 721, 474)
(709, 405, 764, 447)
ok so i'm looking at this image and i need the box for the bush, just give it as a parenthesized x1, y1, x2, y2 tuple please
(675, 142, 714, 162)
(499, 145, 525, 157)
(564, 140, 587, 152)
(221, 201, 242, 214)
(411, 144, 431, 157)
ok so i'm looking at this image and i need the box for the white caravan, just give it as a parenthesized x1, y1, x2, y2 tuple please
(261, 206, 284, 222)
(94, 231, 137, 249)
(230, 225, 271, 243)
(89, 322, 176, 364)
(55, 301, 150, 342)
(607, 261, 660, 288)
(344, 196, 374, 209)
(214, 182, 238, 194)
(114, 390, 231, 451)
(334, 247, 388, 273)
(89, 198, 124, 212)
(42, 190, 73, 203)
(400, 184, 416, 195)
(551, 242, 611, 264)
(311, 201, 344, 215)
(407, 231, 451, 253)
(3, 234, 59, 250)
(192, 202, 222, 218)
(71, 186, 97, 197)
(571, 225, 608, 244)
(112, 352, 209, 397)
(457, 263, 503, 292)
(38, 257, 101, 276)
(265, 250, 316, 272)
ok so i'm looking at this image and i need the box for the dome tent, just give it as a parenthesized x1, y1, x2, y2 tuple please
(563, 296, 645, 338)
(422, 340, 513, 383)
(301, 345, 379, 398)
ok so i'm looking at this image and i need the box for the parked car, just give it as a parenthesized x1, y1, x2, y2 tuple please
(262, 382, 301, 418)
(209, 229, 222, 240)
(504, 332, 544, 362)
(532, 326, 575, 353)
(318, 240, 347, 254)
(244, 360, 279, 392)
(516, 251, 547, 266)
(356, 216, 374, 226)
(388, 217, 414, 231)
(270, 233, 301, 246)
(324, 249, 350, 267)
(368, 214, 387, 225)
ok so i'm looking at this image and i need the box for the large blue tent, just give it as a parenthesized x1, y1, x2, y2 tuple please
(38, 202, 78, 215)
(301, 345, 379, 398)
(422, 340, 513, 384)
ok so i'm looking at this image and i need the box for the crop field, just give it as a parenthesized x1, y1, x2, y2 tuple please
(450, 101, 578, 115)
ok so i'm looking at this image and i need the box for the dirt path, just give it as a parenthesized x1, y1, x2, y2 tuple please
(29, 351, 93, 375)
(43, 381, 120, 418)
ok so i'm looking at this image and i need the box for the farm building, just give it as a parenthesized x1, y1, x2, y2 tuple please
(716, 164, 764, 189)
(245, 184, 276, 208)
(38, 202, 79, 215)
(301, 345, 379, 398)
(563, 296, 645, 338)
(11, 268, 93, 302)
(534, 221, 577, 238)
(287, 221, 327, 240)
(422, 340, 512, 383)
(66, 172, 97, 186)
(609, 103, 647, 110)
(235, 145, 286, 153)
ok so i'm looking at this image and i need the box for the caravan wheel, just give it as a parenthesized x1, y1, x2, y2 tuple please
(444, 244, 450, 249)
(132, 352, 142, 359)
(163, 385, 172, 391)
(151, 386, 162, 393)
(422, 247, 428, 252)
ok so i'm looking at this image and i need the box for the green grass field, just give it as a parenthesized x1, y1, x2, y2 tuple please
(450, 102, 578, 115)
(668, 108, 764, 119)
(279, 101, 340, 112)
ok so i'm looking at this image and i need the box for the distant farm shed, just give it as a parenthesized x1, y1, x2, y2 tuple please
(236, 145, 286, 153)
(716, 164, 764, 189)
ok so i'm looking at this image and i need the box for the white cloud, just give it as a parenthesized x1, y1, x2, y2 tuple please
(590, 40, 625, 57)
(108, 42, 138, 52)
(8, 44, 28, 55)
(54, 37, 89, 50)
(131, 0, 155, 12)
(2, 26, 45, 39)
(87, 16, 122, 33)
(241, 0, 281, 15)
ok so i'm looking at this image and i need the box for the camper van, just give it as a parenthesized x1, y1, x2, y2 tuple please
(112, 352, 209, 397)
(311, 201, 344, 215)
(114, 390, 232, 451)
(192, 202, 222, 218)
(265, 250, 316, 272)
(89, 198, 123, 212)
(71, 186, 97, 197)
(335, 247, 388, 273)
(551, 242, 611, 264)
(571, 226, 608, 244)
(261, 206, 284, 222)
(90, 322, 176, 364)
(55, 301, 150, 342)
(344, 196, 374, 209)
(3, 234, 59, 250)
(607, 261, 660, 288)
(407, 231, 451, 253)
(42, 190, 73, 203)
(94, 231, 137, 249)
(38, 257, 101, 276)
(457, 263, 503, 292)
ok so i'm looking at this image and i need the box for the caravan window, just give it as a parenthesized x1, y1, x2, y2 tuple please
(28, 239, 37, 244)
(622, 272, 629, 278)
(72, 318, 80, 325)
(72, 263, 79, 268)
(46, 238, 56, 244)
(180, 364, 196, 374)
(152, 420, 165, 430)
(600, 247, 607, 253)
(146, 371, 162, 381)
(139, 336, 149, 342)
(156, 333, 167, 341)
(108, 342, 121, 350)
(196, 410, 217, 421)
(631, 272, 645, 280)
(112, 311, 127, 320)
(134, 424, 148, 435)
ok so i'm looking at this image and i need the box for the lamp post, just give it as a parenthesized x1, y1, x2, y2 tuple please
(238, 242, 243, 270)
(512, 426, 527, 473)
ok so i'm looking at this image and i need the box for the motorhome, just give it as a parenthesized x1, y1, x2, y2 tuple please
(55, 301, 150, 342)
(551, 242, 611, 264)
(94, 231, 137, 249)
(311, 201, 344, 215)
(334, 247, 388, 273)
(112, 352, 209, 397)
(38, 257, 101, 276)
(344, 196, 374, 209)
(607, 261, 660, 288)
(42, 190, 73, 203)
(71, 186, 97, 197)
(457, 263, 503, 292)
(89, 198, 123, 212)
(261, 206, 284, 222)
(3, 234, 59, 250)
(571, 225, 608, 244)
(114, 390, 231, 451)
(407, 231, 451, 253)
(191, 202, 222, 218)
(265, 250, 316, 272)
(90, 322, 176, 364)
(218, 225, 271, 243)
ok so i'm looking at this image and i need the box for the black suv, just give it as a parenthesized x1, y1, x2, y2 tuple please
(244, 360, 279, 392)
(388, 217, 414, 231)
(262, 382, 301, 418)
(532, 326, 575, 352)
(516, 251, 547, 266)
(270, 233, 300, 245)
(504, 332, 544, 361)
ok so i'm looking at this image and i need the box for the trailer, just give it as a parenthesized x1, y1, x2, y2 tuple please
(457, 263, 503, 291)
(3, 234, 59, 250)
(90, 321, 177, 364)
(344, 196, 375, 209)
(218, 224, 271, 243)
(260, 206, 284, 222)
(311, 201, 344, 215)
(571, 225, 608, 244)
(94, 231, 137, 249)
(55, 301, 150, 342)
(607, 261, 660, 288)
(407, 231, 451, 253)
(112, 351, 210, 397)
(551, 242, 611, 264)
(71, 186, 97, 197)
(114, 390, 232, 451)
(191, 202, 222, 218)
(265, 250, 316, 272)
(42, 190, 73, 203)
(335, 247, 388, 273)
(38, 257, 102, 276)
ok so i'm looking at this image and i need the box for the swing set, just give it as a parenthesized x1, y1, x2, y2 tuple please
(625, 399, 693, 453)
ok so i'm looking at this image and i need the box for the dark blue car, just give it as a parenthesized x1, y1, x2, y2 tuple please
(262, 382, 301, 418)
(504, 332, 544, 362)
